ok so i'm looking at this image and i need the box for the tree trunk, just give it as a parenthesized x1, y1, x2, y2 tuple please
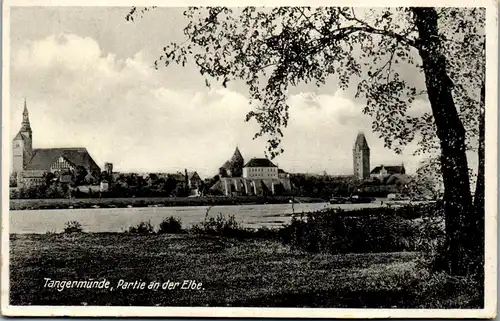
(413, 8, 476, 276)
(473, 77, 485, 280)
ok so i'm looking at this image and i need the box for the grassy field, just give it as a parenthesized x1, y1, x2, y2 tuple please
(10, 196, 325, 211)
(9, 233, 481, 308)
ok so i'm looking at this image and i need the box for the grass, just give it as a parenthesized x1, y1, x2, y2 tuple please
(9, 233, 481, 308)
(8, 205, 482, 308)
(10, 196, 325, 211)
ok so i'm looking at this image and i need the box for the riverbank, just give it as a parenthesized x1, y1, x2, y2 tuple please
(10, 196, 325, 211)
(9, 232, 480, 307)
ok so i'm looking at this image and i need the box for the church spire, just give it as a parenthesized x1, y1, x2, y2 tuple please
(231, 146, 244, 164)
(21, 98, 31, 132)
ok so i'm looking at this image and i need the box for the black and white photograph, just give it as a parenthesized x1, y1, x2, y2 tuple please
(1, 0, 497, 318)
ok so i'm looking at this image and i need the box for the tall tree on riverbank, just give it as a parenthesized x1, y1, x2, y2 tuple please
(127, 7, 485, 277)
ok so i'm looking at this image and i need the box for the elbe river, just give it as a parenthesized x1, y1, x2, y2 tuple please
(9, 201, 400, 234)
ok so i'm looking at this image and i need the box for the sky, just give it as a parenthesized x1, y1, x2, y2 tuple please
(8, 7, 450, 178)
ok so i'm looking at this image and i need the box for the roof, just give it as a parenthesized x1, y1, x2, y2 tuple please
(171, 172, 186, 181)
(230, 147, 244, 164)
(25, 148, 101, 172)
(243, 158, 277, 168)
(13, 131, 30, 141)
(354, 132, 369, 150)
(386, 174, 410, 185)
(187, 171, 201, 180)
(371, 165, 406, 175)
(220, 160, 231, 170)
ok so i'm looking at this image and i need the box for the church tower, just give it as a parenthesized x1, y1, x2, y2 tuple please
(229, 146, 244, 177)
(353, 132, 370, 179)
(12, 99, 33, 173)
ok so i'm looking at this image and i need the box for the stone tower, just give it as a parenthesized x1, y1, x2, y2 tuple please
(353, 132, 370, 179)
(12, 99, 33, 173)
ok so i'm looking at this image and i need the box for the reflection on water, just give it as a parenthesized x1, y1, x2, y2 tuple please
(9, 201, 392, 234)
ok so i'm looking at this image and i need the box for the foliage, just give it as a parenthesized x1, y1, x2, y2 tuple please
(201, 176, 219, 195)
(404, 157, 444, 200)
(11, 185, 47, 199)
(127, 7, 482, 157)
(289, 173, 422, 199)
(63, 221, 83, 234)
(45, 183, 69, 199)
(9, 173, 18, 187)
(125, 6, 485, 277)
(190, 213, 243, 237)
(279, 203, 445, 254)
(72, 165, 88, 186)
(106, 173, 189, 198)
(127, 220, 155, 235)
(158, 216, 183, 234)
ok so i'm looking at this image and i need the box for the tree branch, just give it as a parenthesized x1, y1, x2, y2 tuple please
(339, 8, 418, 48)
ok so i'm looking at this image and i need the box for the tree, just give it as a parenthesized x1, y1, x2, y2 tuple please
(404, 157, 444, 200)
(9, 173, 18, 187)
(43, 172, 57, 186)
(73, 165, 88, 186)
(127, 7, 485, 276)
(165, 175, 181, 196)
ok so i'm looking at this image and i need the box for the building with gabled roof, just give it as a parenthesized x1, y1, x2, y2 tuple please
(211, 151, 292, 196)
(243, 157, 279, 179)
(12, 100, 101, 187)
(370, 164, 406, 180)
(25, 147, 100, 173)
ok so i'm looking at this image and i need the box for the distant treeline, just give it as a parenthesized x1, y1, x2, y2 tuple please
(9, 195, 326, 211)
(10, 171, 418, 201)
(289, 174, 406, 199)
(10, 172, 221, 199)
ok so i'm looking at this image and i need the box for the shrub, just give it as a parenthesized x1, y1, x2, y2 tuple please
(127, 220, 155, 235)
(191, 213, 243, 237)
(10, 188, 20, 199)
(64, 221, 83, 234)
(279, 206, 445, 254)
(158, 216, 183, 234)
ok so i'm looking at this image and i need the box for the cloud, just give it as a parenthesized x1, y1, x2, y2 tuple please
(10, 32, 427, 178)
(279, 90, 424, 174)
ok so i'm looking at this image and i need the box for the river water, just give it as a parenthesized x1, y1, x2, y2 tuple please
(9, 201, 401, 234)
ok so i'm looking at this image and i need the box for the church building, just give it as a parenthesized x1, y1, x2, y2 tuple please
(211, 147, 291, 196)
(12, 100, 101, 187)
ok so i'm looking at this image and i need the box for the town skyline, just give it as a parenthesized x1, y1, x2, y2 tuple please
(8, 6, 469, 178)
(10, 100, 418, 178)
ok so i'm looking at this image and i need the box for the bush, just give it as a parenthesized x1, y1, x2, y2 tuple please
(279, 206, 445, 254)
(158, 216, 183, 234)
(10, 188, 20, 199)
(127, 220, 155, 235)
(64, 221, 83, 234)
(191, 213, 244, 237)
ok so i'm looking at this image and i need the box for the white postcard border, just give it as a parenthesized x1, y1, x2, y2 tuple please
(1, 0, 497, 318)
